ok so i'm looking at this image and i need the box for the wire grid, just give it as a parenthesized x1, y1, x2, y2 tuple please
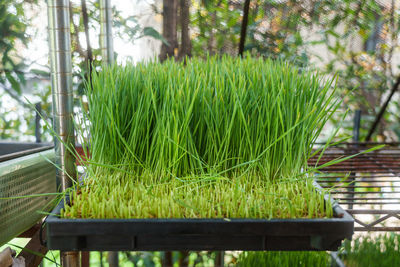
(311, 143, 400, 231)
(191, 0, 398, 58)
(0, 150, 56, 246)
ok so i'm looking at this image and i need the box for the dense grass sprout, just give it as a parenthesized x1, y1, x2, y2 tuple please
(87, 55, 338, 179)
(63, 55, 339, 219)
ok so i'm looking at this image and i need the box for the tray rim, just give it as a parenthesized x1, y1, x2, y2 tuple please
(46, 200, 353, 223)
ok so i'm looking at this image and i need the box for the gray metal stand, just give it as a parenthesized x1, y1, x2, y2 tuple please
(47, 0, 79, 266)
(100, 0, 114, 64)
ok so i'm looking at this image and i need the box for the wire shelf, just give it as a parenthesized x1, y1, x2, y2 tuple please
(311, 143, 400, 232)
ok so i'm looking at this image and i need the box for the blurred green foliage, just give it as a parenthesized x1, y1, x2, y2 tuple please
(0, 0, 29, 94)
(0, 0, 50, 141)
(2, 0, 399, 141)
(190, 0, 400, 141)
(0, 0, 164, 141)
(342, 233, 400, 267)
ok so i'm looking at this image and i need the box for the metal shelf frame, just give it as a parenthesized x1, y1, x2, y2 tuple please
(312, 142, 400, 232)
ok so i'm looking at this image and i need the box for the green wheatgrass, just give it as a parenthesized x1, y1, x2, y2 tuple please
(63, 55, 339, 219)
(342, 234, 400, 267)
(62, 172, 332, 219)
(236, 251, 330, 267)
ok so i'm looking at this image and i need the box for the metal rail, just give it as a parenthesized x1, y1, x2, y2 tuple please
(312, 143, 400, 232)
(48, 0, 76, 191)
(47, 0, 79, 266)
(100, 0, 114, 64)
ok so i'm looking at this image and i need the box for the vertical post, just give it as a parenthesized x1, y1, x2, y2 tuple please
(215, 251, 224, 267)
(365, 75, 400, 142)
(48, 0, 76, 191)
(353, 110, 361, 143)
(107, 252, 119, 267)
(35, 102, 42, 143)
(47, 0, 79, 266)
(348, 110, 361, 210)
(100, 0, 114, 64)
(61, 252, 80, 267)
(238, 0, 250, 56)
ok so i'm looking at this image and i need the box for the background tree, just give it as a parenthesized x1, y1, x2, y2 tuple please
(179, 0, 192, 59)
(159, 0, 178, 61)
(159, 0, 192, 61)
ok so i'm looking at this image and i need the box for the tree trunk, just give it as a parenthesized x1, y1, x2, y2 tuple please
(160, 0, 178, 62)
(178, 0, 191, 59)
(81, 0, 93, 70)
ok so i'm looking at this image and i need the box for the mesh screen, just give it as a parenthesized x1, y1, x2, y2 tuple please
(191, 0, 396, 57)
(0, 150, 56, 246)
(187, 0, 399, 140)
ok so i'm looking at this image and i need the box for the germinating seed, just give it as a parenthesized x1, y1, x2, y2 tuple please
(63, 55, 340, 219)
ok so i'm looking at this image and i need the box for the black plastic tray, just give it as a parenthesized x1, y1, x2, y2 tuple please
(46, 198, 353, 251)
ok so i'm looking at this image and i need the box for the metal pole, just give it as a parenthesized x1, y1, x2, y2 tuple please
(238, 0, 250, 56)
(48, 0, 76, 191)
(107, 252, 119, 267)
(348, 110, 361, 210)
(215, 251, 224, 267)
(61, 252, 80, 267)
(365, 75, 400, 142)
(35, 102, 42, 143)
(353, 110, 361, 143)
(47, 0, 79, 266)
(100, 0, 114, 64)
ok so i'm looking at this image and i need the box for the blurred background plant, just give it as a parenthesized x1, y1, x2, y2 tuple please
(186, 0, 400, 141)
(0, 0, 165, 141)
(0, 0, 50, 140)
(2, 0, 399, 142)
